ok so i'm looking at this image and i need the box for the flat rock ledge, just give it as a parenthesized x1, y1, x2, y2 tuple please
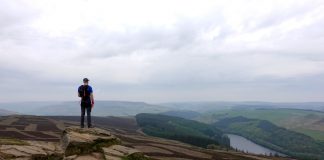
(0, 127, 151, 160)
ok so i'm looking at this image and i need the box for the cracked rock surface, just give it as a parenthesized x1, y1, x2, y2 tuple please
(0, 127, 150, 160)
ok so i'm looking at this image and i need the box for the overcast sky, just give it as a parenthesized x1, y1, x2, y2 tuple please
(1, 0, 324, 103)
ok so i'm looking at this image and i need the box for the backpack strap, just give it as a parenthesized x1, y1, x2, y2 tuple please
(83, 85, 86, 98)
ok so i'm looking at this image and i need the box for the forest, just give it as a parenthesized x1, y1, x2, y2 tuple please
(135, 113, 230, 148)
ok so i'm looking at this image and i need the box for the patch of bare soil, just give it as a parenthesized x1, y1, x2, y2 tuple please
(0, 116, 62, 142)
(133, 145, 173, 155)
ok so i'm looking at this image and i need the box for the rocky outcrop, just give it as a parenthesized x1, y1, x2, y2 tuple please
(61, 127, 121, 157)
(0, 139, 63, 160)
(0, 127, 150, 160)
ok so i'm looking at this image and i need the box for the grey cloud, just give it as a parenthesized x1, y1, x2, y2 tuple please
(1, 0, 324, 102)
(78, 21, 212, 58)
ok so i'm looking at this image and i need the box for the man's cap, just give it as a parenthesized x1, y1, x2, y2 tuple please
(83, 78, 89, 82)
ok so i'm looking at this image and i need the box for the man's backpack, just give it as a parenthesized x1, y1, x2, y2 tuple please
(79, 85, 91, 103)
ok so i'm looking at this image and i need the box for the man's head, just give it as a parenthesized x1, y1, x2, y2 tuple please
(83, 78, 89, 85)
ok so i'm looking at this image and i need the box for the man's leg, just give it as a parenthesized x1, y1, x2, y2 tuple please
(80, 103, 86, 128)
(86, 104, 92, 128)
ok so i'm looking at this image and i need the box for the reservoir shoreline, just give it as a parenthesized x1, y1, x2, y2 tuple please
(226, 134, 286, 156)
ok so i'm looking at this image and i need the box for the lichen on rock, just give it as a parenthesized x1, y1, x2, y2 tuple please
(61, 127, 121, 157)
(121, 152, 152, 160)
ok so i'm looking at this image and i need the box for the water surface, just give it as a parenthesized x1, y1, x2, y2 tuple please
(227, 134, 285, 156)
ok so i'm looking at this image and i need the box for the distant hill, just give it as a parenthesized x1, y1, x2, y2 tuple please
(159, 102, 236, 112)
(0, 108, 18, 116)
(213, 116, 324, 160)
(0, 101, 170, 116)
(2, 101, 324, 116)
(160, 110, 201, 119)
(135, 113, 230, 148)
(160, 101, 324, 112)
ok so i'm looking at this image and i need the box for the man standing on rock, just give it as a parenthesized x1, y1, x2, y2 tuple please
(78, 78, 94, 128)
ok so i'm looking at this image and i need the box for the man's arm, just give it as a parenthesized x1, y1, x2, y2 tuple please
(90, 93, 94, 107)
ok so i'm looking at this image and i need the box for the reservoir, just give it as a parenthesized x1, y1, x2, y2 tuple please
(226, 134, 285, 156)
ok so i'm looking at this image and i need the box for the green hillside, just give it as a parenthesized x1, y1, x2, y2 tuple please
(214, 116, 324, 160)
(197, 108, 324, 141)
(135, 113, 230, 148)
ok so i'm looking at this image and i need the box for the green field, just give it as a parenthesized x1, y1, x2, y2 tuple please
(293, 128, 324, 142)
(197, 108, 324, 141)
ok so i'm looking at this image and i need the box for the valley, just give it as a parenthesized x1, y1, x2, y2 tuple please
(197, 108, 324, 141)
(0, 115, 290, 160)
